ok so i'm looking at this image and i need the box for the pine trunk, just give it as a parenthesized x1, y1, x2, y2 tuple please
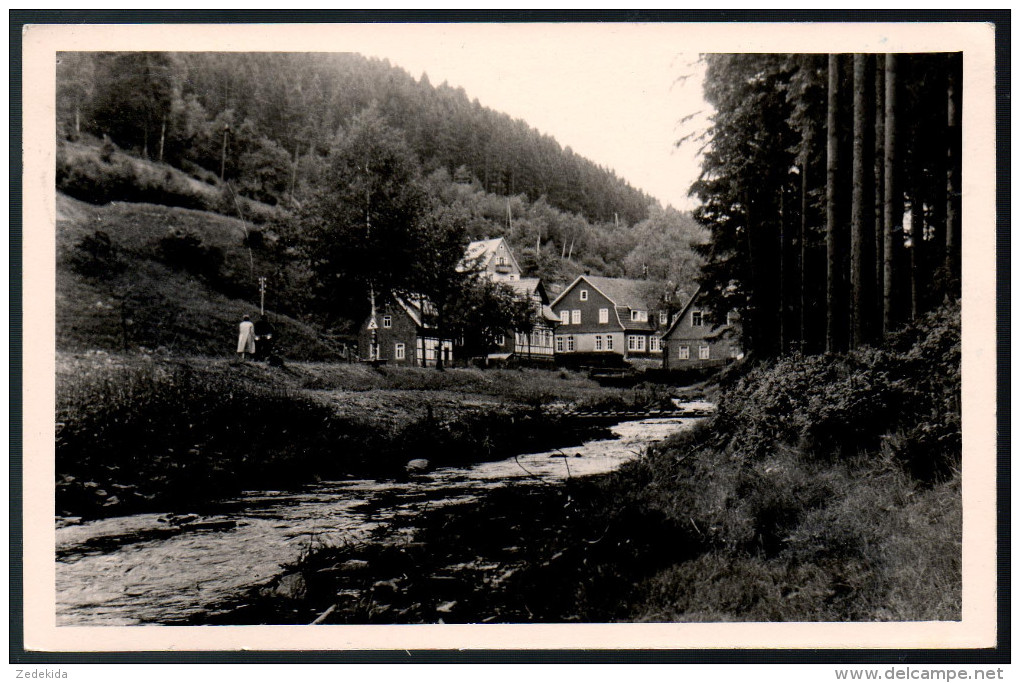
(825, 54, 842, 353)
(882, 54, 900, 337)
(909, 186, 925, 320)
(778, 185, 786, 353)
(874, 60, 886, 325)
(946, 61, 962, 294)
(850, 54, 875, 348)
(158, 117, 166, 163)
(799, 131, 810, 352)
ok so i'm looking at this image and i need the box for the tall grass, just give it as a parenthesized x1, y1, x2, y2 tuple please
(609, 301, 963, 621)
(54, 357, 615, 518)
(56, 140, 283, 224)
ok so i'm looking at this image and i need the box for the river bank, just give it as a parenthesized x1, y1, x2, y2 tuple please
(184, 302, 962, 624)
(56, 352, 696, 519)
(56, 416, 699, 625)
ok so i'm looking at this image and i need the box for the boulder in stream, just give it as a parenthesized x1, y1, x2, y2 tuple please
(405, 458, 431, 473)
(264, 572, 307, 601)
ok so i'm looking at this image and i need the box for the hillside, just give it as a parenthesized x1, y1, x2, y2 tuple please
(56, 193, 336, 359)
(58, 51, 654, 225)
(56, 51, 708, 340)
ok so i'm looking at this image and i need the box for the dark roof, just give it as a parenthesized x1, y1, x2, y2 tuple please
(663, 286, 703, 337)
(580, 276, 659, 310)
(507, 278, 541, 297)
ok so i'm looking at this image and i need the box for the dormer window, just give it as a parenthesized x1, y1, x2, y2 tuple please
(659, 311, 668, 326)
(630, 310, 648, 323)
(580, 289, 588, 301)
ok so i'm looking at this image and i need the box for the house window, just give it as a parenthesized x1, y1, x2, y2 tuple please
(555, 336, 564, 352)
(496, 334, 505, 346)
(580, 289, 588, 301)
(692, 310, 704, 327)
(699, 345, 710, 360)
(678, 345, 690, 360)
(606, 335, 614, 350)
(382, 315, 392, 329)
(599, 308, 609, 324)
(594, 335, 603, 351)
(627, 335, 646, 352)
(394, 342, 405, 360)
(660, 311, 668, 326)
(567, 335, 575, 351)
(571, 310, 581, 324)
(726, 311, 737, 326)
(649, 336, 661, 352)
(497, 256, 506, 266)
(630, 310, 648, 322)
(561, 310, 570, 325)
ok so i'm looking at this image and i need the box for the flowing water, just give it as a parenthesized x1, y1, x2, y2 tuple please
(55, 409, 710, 626)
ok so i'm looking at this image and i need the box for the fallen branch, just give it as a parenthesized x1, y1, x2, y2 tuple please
(309, 603, 337, 625)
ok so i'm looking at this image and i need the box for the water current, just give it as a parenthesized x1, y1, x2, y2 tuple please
(55, 409, 709, 626)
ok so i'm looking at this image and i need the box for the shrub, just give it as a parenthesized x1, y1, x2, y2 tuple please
(67, 230, 126, 278)
(156, 227, 225, 280)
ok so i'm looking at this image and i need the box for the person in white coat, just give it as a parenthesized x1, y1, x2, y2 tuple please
(237, 314, 256, 360)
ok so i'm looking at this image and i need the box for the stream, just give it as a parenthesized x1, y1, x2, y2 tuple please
(55, 408, 710, 626)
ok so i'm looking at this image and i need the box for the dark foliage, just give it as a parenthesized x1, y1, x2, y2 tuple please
(67, 230, 126, 279)
(156, 227, 225, 281)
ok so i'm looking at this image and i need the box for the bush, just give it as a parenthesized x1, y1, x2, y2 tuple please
(67, 230, 126, 278)
(156, 227, 225, 280)
(712, 302, 960, 479)
(58, 147, 213, 211)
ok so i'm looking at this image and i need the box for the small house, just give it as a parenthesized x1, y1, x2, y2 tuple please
(357, 296, 453, 368)
(488, 278, 560, 364)
(660, 287, 742, 369)
(548, 275, 672, 366)
(462, 237, 522, 283)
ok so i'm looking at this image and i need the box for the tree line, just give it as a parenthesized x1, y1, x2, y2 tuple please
(56, 51, 655, 226)
(691, 53, 962, 358)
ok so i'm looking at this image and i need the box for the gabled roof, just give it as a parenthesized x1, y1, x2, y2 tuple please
(461, 237, 522, 275)
(662, 287, 739, 340)
(507, 277, 546, 301)
(394, 295, 437, 329)
(663, 285, 702, 338)
(550, 275, 661, 311)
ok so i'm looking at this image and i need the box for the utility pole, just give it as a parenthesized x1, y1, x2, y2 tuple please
(368, 286, 378, 360)
(258, 276, 267, 315)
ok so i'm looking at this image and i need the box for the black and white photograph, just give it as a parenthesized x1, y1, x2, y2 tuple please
(18, 19, 999, 654)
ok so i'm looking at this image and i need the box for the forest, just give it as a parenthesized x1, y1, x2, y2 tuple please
(55, 51, 705, 338)
(691, 53, 962, 358)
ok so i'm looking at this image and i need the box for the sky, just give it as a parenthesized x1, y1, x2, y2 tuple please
(331, 24, 711, 212)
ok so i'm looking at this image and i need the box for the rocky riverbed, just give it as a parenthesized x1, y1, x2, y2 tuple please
(56, 414, 707, 626)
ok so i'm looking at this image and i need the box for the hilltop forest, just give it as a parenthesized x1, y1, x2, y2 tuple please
(56, 51, 705, 339)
